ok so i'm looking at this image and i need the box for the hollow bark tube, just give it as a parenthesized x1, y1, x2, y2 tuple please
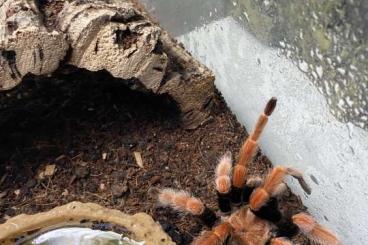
(0, 0, 215, 129)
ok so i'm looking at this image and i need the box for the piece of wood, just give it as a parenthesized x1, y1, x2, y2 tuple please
(44, 164, 56, 177)
(0, 0, 68, 90)
(133, 151, 144, 168)
(0, 0, 215, 129)
(58, 0, 168, 92)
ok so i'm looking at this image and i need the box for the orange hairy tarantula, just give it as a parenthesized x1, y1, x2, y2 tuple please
(157, 98, 340, 245)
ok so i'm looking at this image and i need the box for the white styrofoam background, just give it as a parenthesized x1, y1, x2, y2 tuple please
(178, 18, 368, 244)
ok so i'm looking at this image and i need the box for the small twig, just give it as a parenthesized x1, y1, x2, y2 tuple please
(71, 153, 83, 160)
(85, 191, 110, 201)
(90, 173, 103, 177)
(0, 173, 8, 187)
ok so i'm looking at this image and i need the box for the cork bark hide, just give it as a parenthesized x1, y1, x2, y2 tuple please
(0, 0, 215, 129)
(0, 0, 68, 90)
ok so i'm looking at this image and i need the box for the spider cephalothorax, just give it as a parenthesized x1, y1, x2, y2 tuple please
(157, 98, 340, 245)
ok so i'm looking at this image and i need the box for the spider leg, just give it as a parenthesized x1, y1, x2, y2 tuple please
(192, 222, 233, 245)
(249, 166, 310, 212)
(271, 212, 340, 245)
(217, 191, 232, 215)
(251, 197, 282, 223)
(271, 183, 287, 197)
(285, 167, 311, 194)
(249, 166, 287, 216)
(230, 98, 277, 205)
(274, 216, 300, 238)
(230, 165, 247, 206)
(268, 237, 294, 245)
(158, 188, 218, 227)
(292, 213, 340, 245)
(248, 166, 303, 223)
(215, 151, 233, 214)
(243, 176, 264, 203)
(228, 207, 272, 245)
(199, 207, 219, 227)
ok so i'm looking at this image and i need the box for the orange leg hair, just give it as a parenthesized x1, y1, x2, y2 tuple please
(216, 152, 233, 213)
(228, 207, 271, 245)
(192, 222, 233, 245)
(158, 188, 205, 215)
(270, 237, 294, 245)
(232, 97, 277, 189)
(250, 166, 311, 211)
(292, 213, 340, 245)
(215, 151, 233, 194)
(158, 188, 218, 227)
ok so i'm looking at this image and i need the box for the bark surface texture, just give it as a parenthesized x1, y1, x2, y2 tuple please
(0, 0, 215, 128)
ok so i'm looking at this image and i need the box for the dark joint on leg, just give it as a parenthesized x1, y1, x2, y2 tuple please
(242, 185, 255, 204)
(217, 191, 231, 214)
(251, 198, 282, 223)
(275, 218, 300, 238)
(197, 206, 218, 227)
(230, 186, 243, 206)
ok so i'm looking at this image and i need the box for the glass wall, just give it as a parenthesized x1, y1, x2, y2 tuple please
(141, 0, 368, 243)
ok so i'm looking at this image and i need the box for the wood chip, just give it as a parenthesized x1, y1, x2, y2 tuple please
(102, 152, 107, 160)
(14, 189, 21, 196)
(62, 189, 69, 196)
(38, 172, 45, 179)
(133, 152, 144, 168)
(0, 191, 8, 199)
(146, 143, 154, 151)
(150, 176, 161, 185)
(78, 161, 88, 167)
(111, 182, 129, 197)
(44, 164, 56, 176)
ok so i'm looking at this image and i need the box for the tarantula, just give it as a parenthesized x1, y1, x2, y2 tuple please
(157, 98, 340, 245)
